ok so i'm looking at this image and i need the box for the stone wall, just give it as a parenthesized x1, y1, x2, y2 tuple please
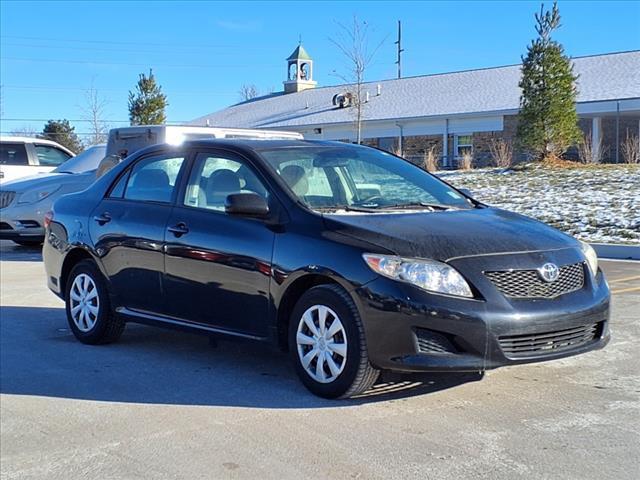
(359, 114, 640, 169)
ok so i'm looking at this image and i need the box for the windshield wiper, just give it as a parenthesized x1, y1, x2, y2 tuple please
(375, 202, 461, 211)
(314, 205, 380, 213)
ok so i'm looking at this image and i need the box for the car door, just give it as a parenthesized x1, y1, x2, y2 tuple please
(163, 149, 276, 337)
(89, 151, 187, 314)
(0, 142, 31, 183)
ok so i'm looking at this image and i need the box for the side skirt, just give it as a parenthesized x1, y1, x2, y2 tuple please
(115, 307, 269, 342)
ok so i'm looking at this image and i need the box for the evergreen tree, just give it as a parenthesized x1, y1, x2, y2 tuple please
(517, 2, 581, 160)
(128, 69, 168, 125)
(39, 119, 83, 153)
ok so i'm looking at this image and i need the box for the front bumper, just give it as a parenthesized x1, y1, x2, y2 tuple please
(355, 248, 611, 372)
(0, 201, 46, 241)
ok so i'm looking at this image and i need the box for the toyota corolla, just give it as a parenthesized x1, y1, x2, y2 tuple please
(43, 140, 610, 398)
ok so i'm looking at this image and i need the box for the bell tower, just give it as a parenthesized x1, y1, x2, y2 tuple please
(284, 44, 317, 94)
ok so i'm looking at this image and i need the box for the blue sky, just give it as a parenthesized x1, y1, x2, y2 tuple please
(1, 0, 639, 139)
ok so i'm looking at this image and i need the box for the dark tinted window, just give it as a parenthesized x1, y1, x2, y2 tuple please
(0, 143, 29, 165)
(123, 155, 185, 203)
(35, 145, 72, 166)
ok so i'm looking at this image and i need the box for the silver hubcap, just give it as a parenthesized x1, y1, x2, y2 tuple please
(296, 305, 348, 384)
(69, 273, 100, 332)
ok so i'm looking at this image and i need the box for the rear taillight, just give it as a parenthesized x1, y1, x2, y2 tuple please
(43, 211, 54, 229)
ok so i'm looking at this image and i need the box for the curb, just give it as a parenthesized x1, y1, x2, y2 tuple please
(591, 243, 640, 261)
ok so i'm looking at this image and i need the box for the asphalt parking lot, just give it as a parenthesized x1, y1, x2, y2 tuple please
(0, 240, 638, 479)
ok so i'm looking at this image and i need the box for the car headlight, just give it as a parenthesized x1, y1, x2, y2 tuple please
(18, 186, 61, 205)
(363, 254, 474, 298)
(580, 241, 598, 276)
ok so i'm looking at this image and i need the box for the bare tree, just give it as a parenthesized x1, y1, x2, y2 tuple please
(80, 81, 110, 146)
(238, 84, 259, 102)
(10, 126, 37, 137)
(330, 16, 386, 144)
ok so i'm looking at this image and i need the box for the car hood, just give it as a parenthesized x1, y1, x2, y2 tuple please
(323, 207, 579, 262)
(0, 171, 94, 193)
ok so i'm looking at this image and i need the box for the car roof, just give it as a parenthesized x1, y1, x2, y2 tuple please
(0, 136, 76, 154)
(129, 139, 355, 160)
(184, 138, 355, 152)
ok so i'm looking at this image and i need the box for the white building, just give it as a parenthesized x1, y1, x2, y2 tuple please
(192, 47, 640, 166)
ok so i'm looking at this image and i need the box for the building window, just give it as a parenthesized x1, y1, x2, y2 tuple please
(456, 135, 473, 157)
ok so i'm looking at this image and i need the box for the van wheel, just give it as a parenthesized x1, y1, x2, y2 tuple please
(65, 260, 125, 345)
(289, 284, 379, 399)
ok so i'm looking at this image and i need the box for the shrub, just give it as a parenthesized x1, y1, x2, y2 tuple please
(423, 145, 440, 172)
(577, 133, 606, 164)
(621, 132, 640, 164)
(488, 137, 513, 168)
(459, 151, 473, 171)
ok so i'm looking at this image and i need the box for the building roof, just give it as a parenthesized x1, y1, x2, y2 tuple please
(287, 45, 312, 61)
(192, 51, 640, 129)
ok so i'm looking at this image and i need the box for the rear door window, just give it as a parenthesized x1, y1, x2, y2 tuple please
(123, 155, 186, 203)
(0, 143, 29, 165)
(34, 145, 73, 166)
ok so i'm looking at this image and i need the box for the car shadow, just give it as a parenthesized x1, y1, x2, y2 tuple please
(0, 241, 43, 262)
(0, 306, 483, 408)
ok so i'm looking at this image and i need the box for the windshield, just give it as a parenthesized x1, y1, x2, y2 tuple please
(53, 145, 107, 174)
(259, 145, 472, 211)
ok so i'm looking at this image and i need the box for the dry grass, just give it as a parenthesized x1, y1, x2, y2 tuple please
(577, 133, 606, 164)
(488, 137, 513, 168)
(621, 132, 640, 164)
(458, 151, 473, 170)
(423, 145, 440, 172)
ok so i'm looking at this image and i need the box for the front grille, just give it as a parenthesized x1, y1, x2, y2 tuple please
(0, 222, 12, 230)
(0, 191, 16, 209)
(485, 262, 584, 299)
(498, 322, 601, 358)
(415, 328, 459, 354)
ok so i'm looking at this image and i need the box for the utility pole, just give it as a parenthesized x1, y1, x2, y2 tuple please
(395, 20, 404, 79)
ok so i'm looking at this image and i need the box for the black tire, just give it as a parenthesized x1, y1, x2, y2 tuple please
(288, 284, 379, 399)
(65, 259, 125, 345)
(13, 239, 43, 247)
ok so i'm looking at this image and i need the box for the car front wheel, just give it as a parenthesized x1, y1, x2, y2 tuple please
(289, 284, 379, 398)
(65, 259, 125, 345)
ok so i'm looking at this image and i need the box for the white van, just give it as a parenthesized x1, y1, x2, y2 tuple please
(0, 137, 75, 184)
(106, 125, 303, 159)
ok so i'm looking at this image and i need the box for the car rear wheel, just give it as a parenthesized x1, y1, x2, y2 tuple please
(288, 284, 379, 399)
(65, 260, 125, 344)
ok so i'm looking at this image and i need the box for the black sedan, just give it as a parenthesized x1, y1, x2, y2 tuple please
(43, 140, 610, 398)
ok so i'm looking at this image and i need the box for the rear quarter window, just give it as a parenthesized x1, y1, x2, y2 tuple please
(0, 143, 29, 165)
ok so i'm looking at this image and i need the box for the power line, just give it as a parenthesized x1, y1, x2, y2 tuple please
(1, 56, 280, 69)
(0, 35, 238, 49)
(1, 42, 247, 56)
(1, 118, 194, 124)
(1, 85, 237, 96)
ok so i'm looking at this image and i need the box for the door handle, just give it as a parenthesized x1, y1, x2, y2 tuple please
(167, 222, 189, 237)
(93, 212, 111, 225)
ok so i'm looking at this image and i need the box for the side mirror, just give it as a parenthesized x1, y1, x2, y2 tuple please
(225, 193, 270, 218)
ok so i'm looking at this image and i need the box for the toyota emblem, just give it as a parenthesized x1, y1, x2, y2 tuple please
(538, 263, 560, 282)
